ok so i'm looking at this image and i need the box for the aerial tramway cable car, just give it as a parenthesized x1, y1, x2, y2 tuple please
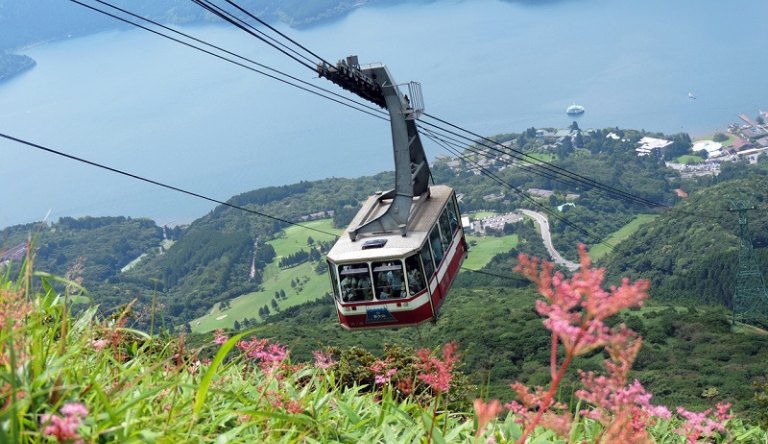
(318, 56, 467, 330)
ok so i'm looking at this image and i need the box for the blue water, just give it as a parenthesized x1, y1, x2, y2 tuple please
(2, 0, 767, 228)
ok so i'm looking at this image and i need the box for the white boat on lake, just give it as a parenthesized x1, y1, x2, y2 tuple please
(566, 104, 585, 115)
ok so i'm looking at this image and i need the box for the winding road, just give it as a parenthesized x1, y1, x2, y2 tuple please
(520, 210, 580, 271)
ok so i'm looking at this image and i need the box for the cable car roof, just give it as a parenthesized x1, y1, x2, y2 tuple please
(327, 185, 454, 263)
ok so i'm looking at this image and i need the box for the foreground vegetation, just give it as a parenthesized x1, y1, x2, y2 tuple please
(3, 253, 768, 443)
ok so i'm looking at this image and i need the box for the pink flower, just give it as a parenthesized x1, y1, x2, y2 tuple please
(676, 404, 730, 444)
(415, 342, 459, 394)
(41, 402, 88, 443)
(369, 359, 397, 385)
(237, 337, 288, 375)
(474, 399, 502, 435)
(312, 350, 337, 369)
(213, 329, 229, 345)
(59, 403, 88, 418)
(397, 377, 414, 395)
(90, 338, 109, 352)
(510, 245, 651, 444)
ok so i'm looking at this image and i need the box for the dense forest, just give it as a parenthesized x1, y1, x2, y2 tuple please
(605, 173, 768, 307)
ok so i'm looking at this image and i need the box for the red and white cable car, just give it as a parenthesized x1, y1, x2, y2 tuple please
(319, 57, 467, 330)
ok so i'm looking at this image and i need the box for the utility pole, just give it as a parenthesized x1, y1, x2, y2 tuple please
(728, 201, 768, 327)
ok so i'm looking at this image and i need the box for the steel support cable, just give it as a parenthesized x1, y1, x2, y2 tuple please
(72, 0, 715, 223)
(418, 116, 663, 209)
(77, 0, 666, 214)
(416, 122, 594, 190)
(71, 0, 389, 122)
(0, 132, 337, 237)
(191, 0, 318, 70)
(422, 118, 721, 221)
(420, 113, 668, 209)
(421, 128, 614, 250)
(221, 0, 335, 67)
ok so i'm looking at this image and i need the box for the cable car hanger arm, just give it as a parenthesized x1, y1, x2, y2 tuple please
(318, 56, 431, 240)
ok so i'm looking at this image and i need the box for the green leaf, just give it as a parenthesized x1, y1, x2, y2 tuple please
(193, 329, 255, 416)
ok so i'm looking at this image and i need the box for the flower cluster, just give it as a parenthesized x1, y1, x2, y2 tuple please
(41, 402, 89, 443)
(213, 329, 229, 345)
(492, 245, 735, 444)
(415, 341, 459, 394)
(236, 336, 288, 375)
(677, 402, 732, 443)
(312, 350, 337, 370)
(369, 358, 398, 385)
(265, 390, 303, 414)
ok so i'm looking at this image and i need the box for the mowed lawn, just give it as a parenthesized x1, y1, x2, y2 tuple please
(192, 219, 342, 333)
(462, 233, 518, 270)
(589, 214, 658, 261)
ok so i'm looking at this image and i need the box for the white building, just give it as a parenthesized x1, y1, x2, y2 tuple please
(692, 140, 724, 158)
(635, 137, 673, 156)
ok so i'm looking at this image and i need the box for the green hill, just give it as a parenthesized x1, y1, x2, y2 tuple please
(604, 175, 768, 308)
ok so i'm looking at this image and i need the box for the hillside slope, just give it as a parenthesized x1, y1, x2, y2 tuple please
(604, 175, 768, 306)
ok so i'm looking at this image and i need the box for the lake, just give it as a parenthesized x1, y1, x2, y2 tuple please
(2, 0, 767, 228)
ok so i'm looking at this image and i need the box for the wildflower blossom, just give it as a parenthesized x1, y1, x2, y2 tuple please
(90, 338, 109, 352)
(369, 358, 397, 385)
(312, 350, 337, 370)
(397, 377, 414, 396)
(213, 329, 229, 345)
(237, 337, 288, 375)
(266, 390, 303, 414)
(473, 399, 502, 436)
(415, 342, 459, 394)
(510, 245, 650, 444)
(41, 402, 88, 443)
(676, 403, 731, 444)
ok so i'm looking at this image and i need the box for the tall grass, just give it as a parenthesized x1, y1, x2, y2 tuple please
(1, 255, 767, 443)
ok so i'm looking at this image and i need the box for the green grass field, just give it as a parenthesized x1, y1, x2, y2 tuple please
(524, 152, 556, 163)
(192, 219, 342, 332)
(269, 219, 342, 258)
(676, 155, 705, 164)
(462, 233, 518, 270)
(191, 216, 525, 331)
(589, 214, 658, 261)
(468, 211, 497, 220)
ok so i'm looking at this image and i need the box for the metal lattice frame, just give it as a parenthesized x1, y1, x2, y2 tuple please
(729, 201, 768, 326)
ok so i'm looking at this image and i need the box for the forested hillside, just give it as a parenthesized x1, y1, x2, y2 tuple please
(605, 173, 768, 307)
(5, 125, 766, 333)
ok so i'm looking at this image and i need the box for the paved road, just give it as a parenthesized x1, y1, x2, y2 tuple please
(520, 209, 580, 271)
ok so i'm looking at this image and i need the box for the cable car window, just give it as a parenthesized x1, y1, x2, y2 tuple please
(438, 209, 452, 250)
(373, 261, 405, 300)
(429, 227, 444, 265)
(405, 254, 425, 295)
(338, 263, 373, 303)
(328, 260, 341, 301)
(448, 197, 460, 235)
(420, 243, 435, 279)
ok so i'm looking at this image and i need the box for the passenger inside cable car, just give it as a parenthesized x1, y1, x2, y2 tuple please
(340, 264, 373, 302)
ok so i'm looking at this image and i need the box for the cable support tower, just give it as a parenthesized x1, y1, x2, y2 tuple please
(728, 200, 768, 327)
